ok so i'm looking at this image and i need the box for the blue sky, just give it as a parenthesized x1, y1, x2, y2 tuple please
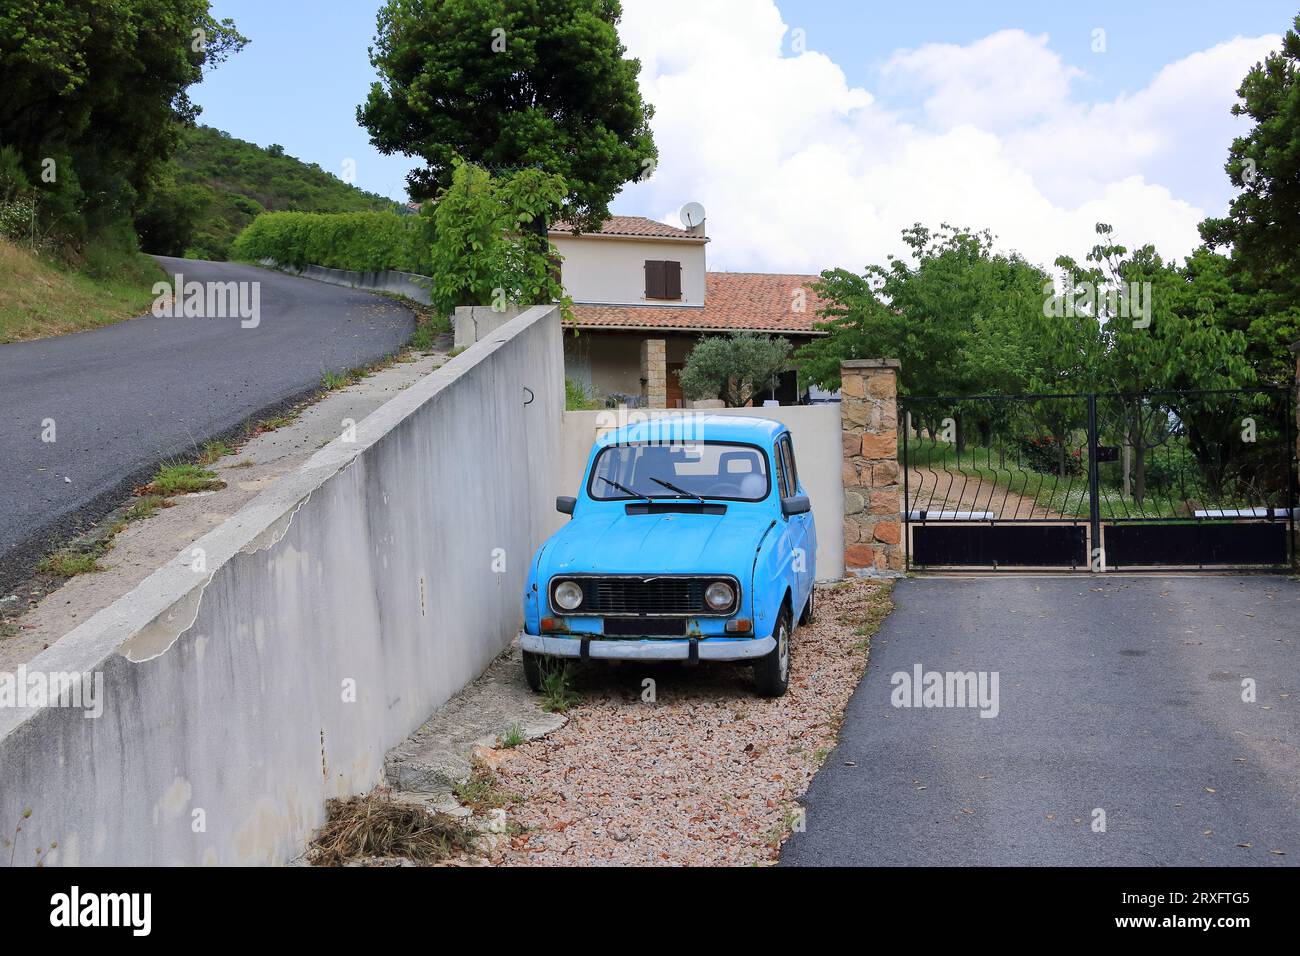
(776, 0, 1293, 100)
(194, 1, 1296, 271)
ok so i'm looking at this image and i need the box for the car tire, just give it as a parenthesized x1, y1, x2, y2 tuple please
(753, 604, 792, 697)
(799, 587, 815, 625)
(522, 650, 545, 692)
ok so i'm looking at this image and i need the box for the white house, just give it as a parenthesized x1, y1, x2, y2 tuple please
(551, 215, 826, 408)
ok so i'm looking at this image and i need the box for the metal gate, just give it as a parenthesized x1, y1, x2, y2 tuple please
(901, 389, 1297, 571)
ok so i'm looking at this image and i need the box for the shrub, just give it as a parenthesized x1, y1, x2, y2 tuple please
(427, 161, 567, 316)
(566, 378, 597, 410)
(1015, 435, 1083, 477)
(229, 210, 434, 274)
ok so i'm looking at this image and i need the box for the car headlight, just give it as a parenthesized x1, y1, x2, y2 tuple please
(704, 581, 736, 612)
(552, 580, 583, 612)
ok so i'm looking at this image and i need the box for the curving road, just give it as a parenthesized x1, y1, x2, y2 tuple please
(0, 257, 414, 593)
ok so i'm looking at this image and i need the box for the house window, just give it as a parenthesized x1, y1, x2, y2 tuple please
(644, 260, 682, 300)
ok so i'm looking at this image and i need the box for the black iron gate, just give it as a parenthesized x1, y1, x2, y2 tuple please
(901, 389, 1296, 571)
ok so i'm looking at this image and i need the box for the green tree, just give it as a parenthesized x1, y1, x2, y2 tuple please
(798, 225, 1048, 398)
(427, 160, 568, 315)
(679, 332, 792, 408)
(0, 0, 245, 245)
(1055, 225, 1253, 503)
(358, 0, 656, 231)
(1199, 14, 1300, 386)
(798, 225, 1053, 453)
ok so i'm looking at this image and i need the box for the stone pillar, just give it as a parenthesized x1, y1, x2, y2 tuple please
(641, 338, 667, 408)
(840, 359, 903, 577)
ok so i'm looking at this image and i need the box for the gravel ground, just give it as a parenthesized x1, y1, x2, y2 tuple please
(482, 580, 893, 866)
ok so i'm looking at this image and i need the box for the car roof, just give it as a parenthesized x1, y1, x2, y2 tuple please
(594, 414, 787, 449)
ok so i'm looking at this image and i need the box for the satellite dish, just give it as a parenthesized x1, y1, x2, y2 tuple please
(679, 201, 706, 229)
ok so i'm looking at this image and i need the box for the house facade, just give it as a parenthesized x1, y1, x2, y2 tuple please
(551, 216, 825, 408)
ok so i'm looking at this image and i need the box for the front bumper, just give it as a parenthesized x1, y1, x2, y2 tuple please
(521, 633, 775, 662)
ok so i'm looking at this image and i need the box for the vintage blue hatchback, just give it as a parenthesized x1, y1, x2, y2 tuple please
(521, 415, 816, 697)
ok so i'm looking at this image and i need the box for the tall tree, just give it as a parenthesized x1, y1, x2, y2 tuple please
(1055, 225, 1253, 503)
(358, 0, 656, 230)
(0, 0, 245, 242)
(1199, 14, 1300, 386)
(798, 224, 1049, 398)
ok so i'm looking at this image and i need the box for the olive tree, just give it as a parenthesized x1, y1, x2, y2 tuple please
(679, 332, 792, 408)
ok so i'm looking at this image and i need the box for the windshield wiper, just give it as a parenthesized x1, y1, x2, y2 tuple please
(648, 476, 706, 503)
(598, 476, 651, 501)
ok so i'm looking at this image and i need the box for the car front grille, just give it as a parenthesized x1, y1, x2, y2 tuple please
(554, 575, 738, 616)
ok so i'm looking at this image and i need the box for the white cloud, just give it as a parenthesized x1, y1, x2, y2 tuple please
(882, 30, 1083, 132)
(613, 0, 1278, 274)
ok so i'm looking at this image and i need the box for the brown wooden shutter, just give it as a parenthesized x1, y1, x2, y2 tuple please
(664, 261, 682, 300)
(644, 260, 666, 298)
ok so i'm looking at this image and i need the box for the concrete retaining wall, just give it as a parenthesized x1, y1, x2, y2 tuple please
(559, 405, 845, 580)
(259, 259, 434, 305)
(0, 306, 564, 865)
(454, 305, 526, 350)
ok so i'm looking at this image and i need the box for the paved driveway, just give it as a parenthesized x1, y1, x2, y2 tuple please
(781, 575, 1300, 866)
(0, 257, 413, 591)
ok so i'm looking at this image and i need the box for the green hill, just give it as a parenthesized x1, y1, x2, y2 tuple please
(136, 126, 407, 261)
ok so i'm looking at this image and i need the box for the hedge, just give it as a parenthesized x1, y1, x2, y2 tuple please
(229, 210, 434, 275)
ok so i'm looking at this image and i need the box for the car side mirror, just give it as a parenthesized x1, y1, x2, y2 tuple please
(556, 496, 576, 515)
(781, 495, 811, 516)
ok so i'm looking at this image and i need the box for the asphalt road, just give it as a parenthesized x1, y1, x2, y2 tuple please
(781, 575, 1300, 866)
(0, 257, 414, 592)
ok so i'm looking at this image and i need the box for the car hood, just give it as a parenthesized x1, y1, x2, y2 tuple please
(541, 508, 774, 579)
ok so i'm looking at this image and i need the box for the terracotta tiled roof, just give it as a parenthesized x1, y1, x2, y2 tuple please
(550, 215, 703, 240)
(570, 272, 827, 334)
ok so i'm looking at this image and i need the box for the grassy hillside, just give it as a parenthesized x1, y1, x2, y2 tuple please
(145, 126, 406, 261)
(0, 239, 162, 343)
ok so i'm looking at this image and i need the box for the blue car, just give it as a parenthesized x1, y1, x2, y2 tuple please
(521, 415, 816, 697)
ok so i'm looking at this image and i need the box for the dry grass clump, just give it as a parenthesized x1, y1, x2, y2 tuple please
(309, 791, 476, 866)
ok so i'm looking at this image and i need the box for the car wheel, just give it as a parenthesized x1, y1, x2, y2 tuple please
(522, 650, 545, 692)
(753, 604, 792, 697)
(799, 587, 815, 625)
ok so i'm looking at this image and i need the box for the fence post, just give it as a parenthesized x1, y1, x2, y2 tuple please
(840, 359, 903, 577)
(1291, 341, 1300, 562)
(1087, 393, 1102, 570)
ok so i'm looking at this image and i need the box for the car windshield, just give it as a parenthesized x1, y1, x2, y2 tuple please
(590, 441, 770, 502)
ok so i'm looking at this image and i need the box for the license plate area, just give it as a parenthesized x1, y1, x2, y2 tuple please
(603, 617, 687, 637)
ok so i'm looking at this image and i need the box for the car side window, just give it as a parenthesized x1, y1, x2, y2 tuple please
(773, 444, 790, 498)
(779, 436, 798, 495)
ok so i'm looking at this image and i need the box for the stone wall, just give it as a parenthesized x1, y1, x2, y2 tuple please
(840, 359, 903, 576)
